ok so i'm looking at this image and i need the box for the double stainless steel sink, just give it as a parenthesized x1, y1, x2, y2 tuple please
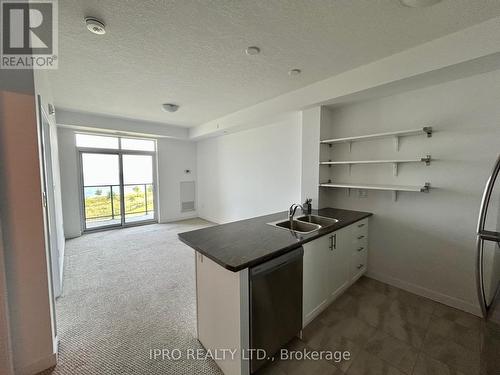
(268, 215, 338, 234)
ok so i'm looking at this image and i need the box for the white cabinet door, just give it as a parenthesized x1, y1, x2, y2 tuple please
(327, 225, 351, 299)
(302, 220, 369, 326)
(302, 235, 330, 324)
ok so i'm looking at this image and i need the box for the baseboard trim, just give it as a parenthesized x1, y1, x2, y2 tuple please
(366, 271, 482, 317)
(159, 214, 199, 223)
(58, 244, 65, 291)
(17, 352, 57, 375)
(54, 334, 59, 355)
(197, 214, 222, 225)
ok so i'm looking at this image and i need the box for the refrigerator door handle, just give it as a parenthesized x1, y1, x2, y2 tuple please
(476, 154, 500, 318)
(478, 230, 500, 243)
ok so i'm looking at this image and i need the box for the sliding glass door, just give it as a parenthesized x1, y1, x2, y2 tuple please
(80, 150, 156, 231)
(122, 154, 155, 224)
(81, 152, 122, 230)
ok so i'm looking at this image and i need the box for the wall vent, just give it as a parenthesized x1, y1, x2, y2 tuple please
(180, 181, 195, 212)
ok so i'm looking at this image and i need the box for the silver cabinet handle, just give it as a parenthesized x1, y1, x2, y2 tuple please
(358, 223, 365, 228)
(357, 264, 364, 270)
(357, 235, 365, 240)
(329, 234, 337, 250)
(328, 234, 337, 250)
(357, 247, 364, 252)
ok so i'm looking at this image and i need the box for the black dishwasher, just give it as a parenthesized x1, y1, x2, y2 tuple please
(249, 247, 303, 373)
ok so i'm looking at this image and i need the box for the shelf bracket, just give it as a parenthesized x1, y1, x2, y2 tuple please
(393, 190, 398, 201)
(393, 162, 398, 176)
(348, 164, 352, 175)
(394, 136, 400, 151)
(421, 155, 431, 166)
(348, 142, 352, 152)
(423, 126, 433, 138)
(347, 188, 351, 197)
(421, 182, 431, 193)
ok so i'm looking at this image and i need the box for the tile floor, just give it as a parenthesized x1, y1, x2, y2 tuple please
(258, 276, 497, 375)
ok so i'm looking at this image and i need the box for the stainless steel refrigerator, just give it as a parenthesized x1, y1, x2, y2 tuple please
(476, 154, 500, 374)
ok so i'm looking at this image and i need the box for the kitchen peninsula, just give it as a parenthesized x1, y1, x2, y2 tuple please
(178, 207, 372, 375)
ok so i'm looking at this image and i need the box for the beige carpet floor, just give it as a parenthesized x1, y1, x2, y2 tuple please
(42, 219, 224, 375)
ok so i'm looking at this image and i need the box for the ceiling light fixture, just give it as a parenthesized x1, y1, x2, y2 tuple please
(85, 17, 106, 35)
(162, 103, 180, 113)
(400, 0, 442, 7)
(245, 46, 261, 55)
(288, 69, 301, 76)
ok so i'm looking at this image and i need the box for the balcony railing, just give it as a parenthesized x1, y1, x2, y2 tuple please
(83, 183, 154, 222)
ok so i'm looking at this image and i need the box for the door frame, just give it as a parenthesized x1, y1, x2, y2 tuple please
(36, 95, 58, 352)
(78, 146, 158, 232)
(39, 108, 62, 298)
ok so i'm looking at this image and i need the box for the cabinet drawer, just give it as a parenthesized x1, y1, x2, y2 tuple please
(353, 243, 367, 257)
(353, 219, 368, 236)
(351, 250, 367, 280)
(353, 234, 368, 250)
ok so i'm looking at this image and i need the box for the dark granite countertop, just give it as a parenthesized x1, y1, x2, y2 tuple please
(178, 207, 372, 272)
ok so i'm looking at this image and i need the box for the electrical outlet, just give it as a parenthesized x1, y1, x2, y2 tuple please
(358, 189, 368, 198)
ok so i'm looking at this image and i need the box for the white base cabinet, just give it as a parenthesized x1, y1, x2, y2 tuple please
(302, 218, 369, 326)
(350, 218, 369, 283)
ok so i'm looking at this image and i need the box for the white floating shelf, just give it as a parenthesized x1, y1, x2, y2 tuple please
(320, 127, 432, 151)
(320, 156, 431, 176)
(319, 182, 430, 201)
(320, 158, 431, 165)
(319, 182, 429, 192)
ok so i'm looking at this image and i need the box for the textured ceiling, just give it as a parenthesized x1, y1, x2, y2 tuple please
(49, 0, 500, 127)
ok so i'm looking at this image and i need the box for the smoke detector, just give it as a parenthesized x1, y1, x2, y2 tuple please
(288, 69, 301, 76)
(162, 103, 180, 113)
(85, 17, 106, 35)
(245, 46, 261, 55)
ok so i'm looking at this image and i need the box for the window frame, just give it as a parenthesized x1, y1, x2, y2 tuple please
(74, 132, 158, 232)
(75, 132, 157, 153)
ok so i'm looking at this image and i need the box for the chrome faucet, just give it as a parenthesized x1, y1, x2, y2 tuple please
(288, 203, 304, 226)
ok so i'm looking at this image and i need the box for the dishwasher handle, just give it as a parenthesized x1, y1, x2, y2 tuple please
(250, 247, 304, 278)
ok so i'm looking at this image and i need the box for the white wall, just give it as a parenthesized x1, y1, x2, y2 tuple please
(157, 138, 197, 222)
(57, 127, 197, 236)
(0, 89, 56, 375)
(57, 127, 81, 238)
(197, 116, 302, 224)
(57, 109, 189, 139)
(300, 107, 321, 208)
(316, 70, 500, 315)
